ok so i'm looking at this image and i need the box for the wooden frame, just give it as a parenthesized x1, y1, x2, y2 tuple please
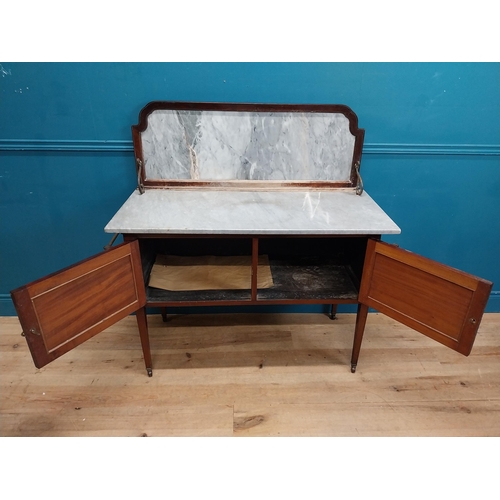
(124, 233, 367, 308)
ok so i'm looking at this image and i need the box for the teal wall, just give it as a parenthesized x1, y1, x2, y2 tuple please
(1, 62, 499, 315)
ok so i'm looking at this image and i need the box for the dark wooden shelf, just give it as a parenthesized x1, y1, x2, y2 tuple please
(258, 257, 359, 301)
(146, 287, 252, 303)
(145, 256, 359, 304)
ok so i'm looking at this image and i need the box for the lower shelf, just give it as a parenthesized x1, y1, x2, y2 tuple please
(146, 287, 252, 303)
(146, 257, 359, 304)
(257, 258, 359, 301)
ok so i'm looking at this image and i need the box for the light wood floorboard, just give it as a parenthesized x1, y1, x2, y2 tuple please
(1, 312, 499, 436)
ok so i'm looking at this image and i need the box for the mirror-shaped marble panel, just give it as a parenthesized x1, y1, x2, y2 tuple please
(141, 110, 355, 181)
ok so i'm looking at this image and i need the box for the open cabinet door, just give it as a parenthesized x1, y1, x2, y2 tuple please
(11, 241, 146, 369)
(351, 239, 493, 371)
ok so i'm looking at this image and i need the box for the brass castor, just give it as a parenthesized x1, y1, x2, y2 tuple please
(146, 368, 153, 377)
(350, 364, 357, 373)
(329, 304, 337, 320)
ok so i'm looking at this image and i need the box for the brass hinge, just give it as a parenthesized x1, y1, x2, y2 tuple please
(136, 158, 145, 195)
(355, 161, 364, 196)
(22, 327, 40, 337)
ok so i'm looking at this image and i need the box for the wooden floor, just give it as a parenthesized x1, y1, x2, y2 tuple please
(1, 312, 499, 436)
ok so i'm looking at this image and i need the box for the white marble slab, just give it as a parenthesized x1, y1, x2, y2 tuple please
(141, 110, 355, 182)
(104, 189, 401, 235)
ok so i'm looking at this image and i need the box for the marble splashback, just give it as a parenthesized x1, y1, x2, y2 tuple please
(141, 110, 355, 182)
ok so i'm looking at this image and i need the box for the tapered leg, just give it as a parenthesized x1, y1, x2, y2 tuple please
(350, 303, 369, 373)
(136, 307, 153, 377)
(329, 304, 338, 320)
(160, 306, 168, 322)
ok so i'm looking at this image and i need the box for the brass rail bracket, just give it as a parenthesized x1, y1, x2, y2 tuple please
(136, 158, 145, 194)
(104, 233, 119, 251)
(355, 161, 364, 196)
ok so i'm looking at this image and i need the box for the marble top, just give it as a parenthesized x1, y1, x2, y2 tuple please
(104, 189, 401, 235)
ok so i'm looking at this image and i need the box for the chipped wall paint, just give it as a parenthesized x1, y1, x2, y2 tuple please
(0, 63, 12, 77)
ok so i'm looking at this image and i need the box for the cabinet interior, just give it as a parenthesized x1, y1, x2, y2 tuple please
(138, 236, 368, 305)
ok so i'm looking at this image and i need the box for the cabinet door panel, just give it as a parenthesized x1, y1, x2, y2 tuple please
(11, 241, 146, 368)
(359, 240, 492, 355)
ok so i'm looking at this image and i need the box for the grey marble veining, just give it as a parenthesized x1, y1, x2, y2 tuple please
(141, 110, 355, 181)
(104, 189, 401, 235)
